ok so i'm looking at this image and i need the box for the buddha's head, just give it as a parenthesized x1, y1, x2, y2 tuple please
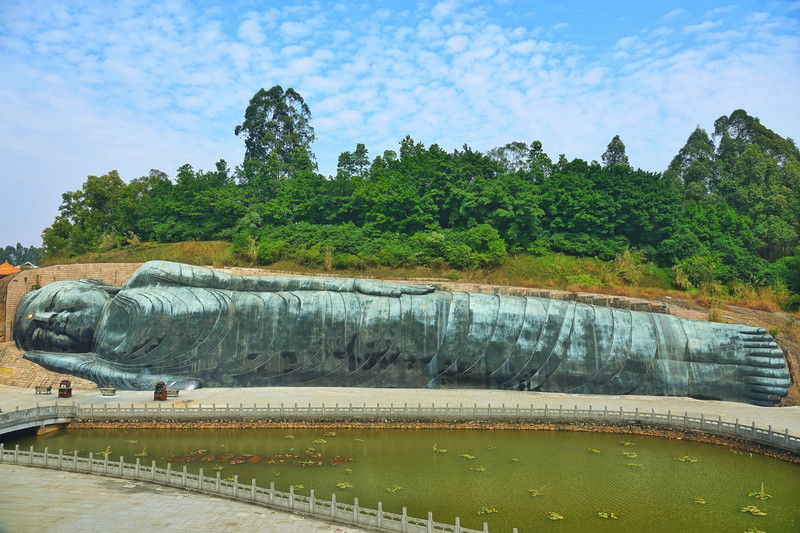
(14, 280, 117, 353)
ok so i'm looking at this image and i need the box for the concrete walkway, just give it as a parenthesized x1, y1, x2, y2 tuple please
(0, 463, 366, 533)
(2, 384, 799, 533)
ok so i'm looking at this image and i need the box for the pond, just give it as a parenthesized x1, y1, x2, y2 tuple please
(7, 427, 800, 532)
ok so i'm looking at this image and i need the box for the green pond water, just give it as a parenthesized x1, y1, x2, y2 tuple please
(7, 428, 800, 532)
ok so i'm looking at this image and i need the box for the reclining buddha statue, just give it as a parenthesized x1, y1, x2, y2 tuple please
(13, 261, 790, 406)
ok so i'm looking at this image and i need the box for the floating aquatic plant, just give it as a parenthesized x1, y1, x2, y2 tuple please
(741, 505, 767, 516)
(284, 435, 295, 440)
(211, 465, 224, 471)
(223, 475, 235, 481)
(345, 468, 353, 475)
(622, 452, 638, 458)
(675, 455, 698, 463)
(477, 507, 498, 515)
(336, 481, 353, 489)
(99, 445, 112, 456)
(386, 485, 402, 493)
(470, 465, 486, 472)
(313, 439, 327, 444)
(620, 441, 636, 447)
(626, 463, 644, 468)
(510, 457, 519, 462)
(528, 489, 542, 497)
(323, 431, 337, 437)
(597, 510, 618, 519)
(749, 482, 772, 500)
(693, 498, 707, 504)
(588, 448, 600, 454)
(547, 511, 564, 521)
(354, 438, 364, 442)
(134, 448, 148, 457)
(487, 444, 497, 450)
(743, 529, 766, 533)
(435, 448, 448, 454)
(123, 440, 138, 444)
(295, 484, 304, 490)
(459, 453, 476, 460)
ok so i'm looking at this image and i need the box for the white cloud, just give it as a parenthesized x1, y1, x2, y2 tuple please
(238, 18, 265, 44)
(684, 20, 722, 33)
(663, 8, 685, 20)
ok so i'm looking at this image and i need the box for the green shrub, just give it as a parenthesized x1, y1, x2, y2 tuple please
(256, 239, 288, 265)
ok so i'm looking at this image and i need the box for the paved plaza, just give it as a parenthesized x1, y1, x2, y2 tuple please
(2, 384, 799, 532)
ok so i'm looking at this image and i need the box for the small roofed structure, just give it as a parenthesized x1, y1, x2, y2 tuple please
(0, 260, 21, 277)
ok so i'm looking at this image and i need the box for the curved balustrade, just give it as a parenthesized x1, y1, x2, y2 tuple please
(1, 401, 798, 452)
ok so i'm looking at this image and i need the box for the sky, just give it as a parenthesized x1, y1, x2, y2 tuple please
(1, 1, 799, 248)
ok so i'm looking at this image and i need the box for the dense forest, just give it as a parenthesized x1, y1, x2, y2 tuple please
(39, 87, 800, 299)
(0, 243, 42, 266)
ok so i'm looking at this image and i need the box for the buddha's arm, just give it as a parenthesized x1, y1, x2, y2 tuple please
(125, 260, 434, 297)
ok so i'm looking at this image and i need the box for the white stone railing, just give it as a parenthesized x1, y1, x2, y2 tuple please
(0, 444, 489, 533)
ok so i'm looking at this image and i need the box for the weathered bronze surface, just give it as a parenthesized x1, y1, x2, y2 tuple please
(13, 261, 790, 405)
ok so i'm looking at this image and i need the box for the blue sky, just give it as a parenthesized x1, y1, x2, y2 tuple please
(1, 0, 798, 248)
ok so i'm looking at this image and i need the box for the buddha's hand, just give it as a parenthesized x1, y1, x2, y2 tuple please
(354, 280, 435, 297)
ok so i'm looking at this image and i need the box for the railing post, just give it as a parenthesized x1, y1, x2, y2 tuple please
(667, 409, 671, 424)
(43, 447, 48, 467)
(199, 468, 204, 489)
(182, 465, 187, 486)
(119, 456, 124, 477)
(700, 413, 704, 429)
(216, 471, 221, 493)
(88, 452, 93, 473)
(309, 489, 315, 514)
(483, 522, 489, 532)
(167, 462, 172, 483)
(29, 446, 34, 465)
(400, 505, 406, 532)
(377, 501, 382, 527)
(136, 458, 141, 478)
(58, 448, 63, 468)
(251, 478, 256, 501)
(269, 482, 275, 505)
(455, 516, 461, 533)
(233, 475, 239, 497)
(559, 404, 562, 418)
(684, 412, 688, 428)
(353, 497, 359, 523)
(427, 511, 433, 533)
(103, 453, 108, 473)
(152, 460, 157, 481)
(331, 493, 336, 518)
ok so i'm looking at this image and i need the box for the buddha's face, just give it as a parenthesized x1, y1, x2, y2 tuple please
(14, 281, 110, 353)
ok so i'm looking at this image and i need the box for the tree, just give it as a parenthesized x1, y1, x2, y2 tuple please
(664, 127, 716, 199)
(234, 86, 315, 175)
(601, 135, 629, 168)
